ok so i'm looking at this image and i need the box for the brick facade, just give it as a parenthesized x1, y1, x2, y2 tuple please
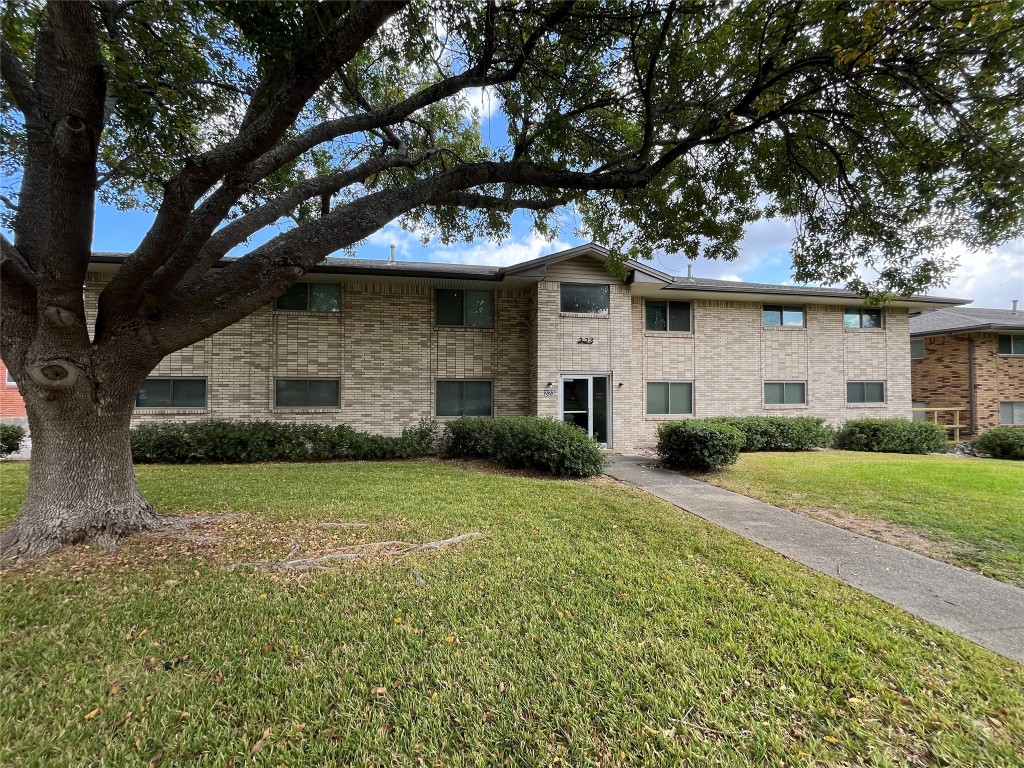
(1, 360, 27, 426)
(912, 332, 1024, 433)
(76, 252, 919, 452)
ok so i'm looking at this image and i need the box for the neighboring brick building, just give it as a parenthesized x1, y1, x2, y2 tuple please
(910, 306, 1024, 435)
(76, 243, 962, 451)
(0, 359, 27, 427)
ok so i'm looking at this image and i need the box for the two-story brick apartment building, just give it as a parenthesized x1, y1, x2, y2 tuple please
(910, 306, 1024, 435)
(80, 243, 963, 452)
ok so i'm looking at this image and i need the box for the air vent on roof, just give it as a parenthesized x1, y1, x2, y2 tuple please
(1013, 299, 1019, 314)
(389, 244, 396, 264)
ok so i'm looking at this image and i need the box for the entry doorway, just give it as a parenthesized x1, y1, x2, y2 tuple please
(560, 375, 609, 445)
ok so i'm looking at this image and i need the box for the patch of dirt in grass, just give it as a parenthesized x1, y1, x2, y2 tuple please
(799, 507, 959, 564)
(0, 513, 477, 581)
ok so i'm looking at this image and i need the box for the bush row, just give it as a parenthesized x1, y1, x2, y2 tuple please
(973, 427, 1024, 460)
(0, 424, 25, 458)
(443, 416, 606, 477)
(130, 416, 607, 477)
(131, 419, 440, 464)
(656, 416, 952, 470)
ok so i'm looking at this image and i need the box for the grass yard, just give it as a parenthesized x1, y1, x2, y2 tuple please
(698, 451, 1024, 587)
(2, 460, 1023, 767)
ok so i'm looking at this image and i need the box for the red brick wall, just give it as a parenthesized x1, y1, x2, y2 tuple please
(911, 332, 1024, 433)
(0, 360, 27, 420)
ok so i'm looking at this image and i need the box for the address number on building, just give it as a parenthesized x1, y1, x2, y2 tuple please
(577, 337, 595, 345)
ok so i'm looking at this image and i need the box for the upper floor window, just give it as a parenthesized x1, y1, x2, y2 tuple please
(436, 380, 492, 417)
(436, 290, 493, 328)
(997, 334, 1024, 355)
(762, 305, 804, 327)
(1000, 402, 1024, 425)
(136, 378, 207, 408)
(910, 339, 925, 359)
(645, 300, 691, 332)
(560, 284, 609, 315)
(276, 282, 341, 312)
(847, 381, 886, 404)
(764, 381, 806, 406)
(4, 369, 14, 385)
(275, 379, 340, 408)
(844, 307, 883, 329)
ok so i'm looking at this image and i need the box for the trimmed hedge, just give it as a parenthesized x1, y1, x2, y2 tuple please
(833, 418, 948, 454)
(131, 419, 440, 464)
(702, 416, 834, 452)
(974, 428, 1024, 460)
(0, 424, 25, 458)
(443, 416, 606, 477)
(656, 420, 745, 471)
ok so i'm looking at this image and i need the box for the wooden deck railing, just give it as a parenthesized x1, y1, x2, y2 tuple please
(912, 407, 969, 442)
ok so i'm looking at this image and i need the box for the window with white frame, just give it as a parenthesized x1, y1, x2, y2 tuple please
(436, 380, 492, 417)
(646, 381, 693, 415)
(560, 283, 610, 314)
(912, 400, 927, 421)
(764, 381, 806, 405)
(645, 300, 691, 332)
(910, 339, 925, 359)
(4, 369, 14, 385)
(844, 307, 883, 329)
(762, 305, 805, 327)
(136, 378, 207, 408)
(847, 381, 886, 404)
(997, 334, 1024, 355)
(435, 290, 494, 327)
(1000, 402, 1024, 425)
(275, 282, 341, 312)
(275, 379, 340, 408)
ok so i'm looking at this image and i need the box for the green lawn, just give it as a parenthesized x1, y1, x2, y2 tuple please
(698, 451, 1024, 587)
(2, 460, 1023, 767)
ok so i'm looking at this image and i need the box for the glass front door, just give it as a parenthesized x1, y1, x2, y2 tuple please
(560, 375, 609, 445)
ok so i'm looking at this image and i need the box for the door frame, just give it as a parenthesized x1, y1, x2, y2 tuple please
(559, 373, 612, 447)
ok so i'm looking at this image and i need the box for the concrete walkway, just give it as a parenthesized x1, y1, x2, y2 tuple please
(605, 454, 1024, 664)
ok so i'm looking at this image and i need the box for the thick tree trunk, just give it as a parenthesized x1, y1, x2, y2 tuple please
(0, 385, 157, 560)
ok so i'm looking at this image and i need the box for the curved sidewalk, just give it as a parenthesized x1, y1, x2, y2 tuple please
(605, 454, 1024, 664)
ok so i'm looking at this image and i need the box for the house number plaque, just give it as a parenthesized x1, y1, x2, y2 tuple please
(577, 337, 595, 345)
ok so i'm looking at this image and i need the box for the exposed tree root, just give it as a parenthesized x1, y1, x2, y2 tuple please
(227, 532, 483, 572)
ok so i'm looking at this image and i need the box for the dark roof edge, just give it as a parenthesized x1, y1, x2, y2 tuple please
(665, 281, 970, 305)
(911, 324, 1024, 337)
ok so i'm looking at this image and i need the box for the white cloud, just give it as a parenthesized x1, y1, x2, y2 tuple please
(462, 86, 502, 119)
(943, 239, 1024, 309)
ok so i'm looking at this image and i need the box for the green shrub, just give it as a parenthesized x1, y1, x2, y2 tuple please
(0, 424, 26, 458)
(442, 416, 606, 477)
(130, 419, 439, 464)
(973, 428, 1024, 460)
(703, 416, 834, 452)
(656, 420, 746, 471)
(833, 418, 948, 454)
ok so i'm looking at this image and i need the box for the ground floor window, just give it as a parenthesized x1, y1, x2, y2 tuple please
(136, 378, 207, 408)
(646, 381, 693, 415)
(997, 334, 1024, 355)
(275, 379, 340, 408)
(436, 380, 492, 417)
(1000, 402, 1024, 425)
(764, 381, 806, 406)
(912, 400, 927, 421)
(847, 381, 886, 404)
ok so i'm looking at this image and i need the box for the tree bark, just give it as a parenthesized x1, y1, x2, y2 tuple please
(0, 382, 157, 560)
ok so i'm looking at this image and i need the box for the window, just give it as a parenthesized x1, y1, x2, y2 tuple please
(762, 305, 805, 327)
(847, 381, 886, 404)
(275, 282, 341, 312)
(560, 284, 610, 314)
(136, 378, 207, 408)
(912, 400, 927, 421)
(764, 381, 806, 405)
(1000, 402, 1024, 425)
(435, 290, 493, 327)
(4, 369, 14, 385)
(436, 380, 492, 417)
(997, 334, 1024, 355)
(275, 379, 340, 408)
(844, 307, 883, 329)
(645, 301, 691, 332)
(646, 382, 693, 415)
(910, 339, 925, 360)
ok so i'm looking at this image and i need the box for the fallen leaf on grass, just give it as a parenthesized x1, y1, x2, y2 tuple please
(371, 686, 387, 695)
(85, 707, 101, 720)
(250, 727, 271, 757)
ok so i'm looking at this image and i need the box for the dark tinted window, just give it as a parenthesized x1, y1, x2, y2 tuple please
(436, 380, 492, 417)
(560, 284, 609, 314)
(275, 379, 339, 407)
(136, 379, 207, 408)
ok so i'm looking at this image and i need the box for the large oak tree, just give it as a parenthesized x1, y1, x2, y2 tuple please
(1, 0, 1022, 558)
